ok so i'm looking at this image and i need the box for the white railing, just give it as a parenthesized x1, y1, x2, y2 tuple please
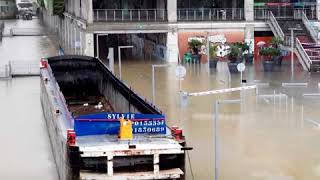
(93, 9, 167, 22)
(254, 7, 317, 20)
(296, 38, 312, 71)
(177, 8, 244, 21)
(0, 64, 10, 78)
(302, 12, 319, 44)
(268, 11, 285, 40)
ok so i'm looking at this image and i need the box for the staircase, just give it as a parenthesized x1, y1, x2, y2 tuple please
(268, 12, 320, 72)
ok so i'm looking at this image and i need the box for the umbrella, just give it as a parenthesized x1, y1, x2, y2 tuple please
(256, 41, 266, 47)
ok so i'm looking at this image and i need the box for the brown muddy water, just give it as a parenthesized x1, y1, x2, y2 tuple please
(1, 18, 320, 180)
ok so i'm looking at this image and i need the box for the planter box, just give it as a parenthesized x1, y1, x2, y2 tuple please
(263, 60, 274, 72)
(245, 55, 254, 65)
(209, 59, 217, 68)
(228, 62, 239, 73)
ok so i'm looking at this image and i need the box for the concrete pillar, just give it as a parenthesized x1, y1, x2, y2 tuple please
(85, 0, 93, 24)
(74, 0, 80, 17)
(167, 0, 177, 22)
(84, 33, 94, 57)
(317, 0, 320, 21)
(245, 24, 254, 62)
(244, 0, 254, 21)
(166, 31, 179, 62)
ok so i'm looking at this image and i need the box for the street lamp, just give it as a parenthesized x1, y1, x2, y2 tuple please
(118, 45, 134, 80)
(214, 99, 241, 180)
(288, 27, 302, 78)
(152, 64, 170, 104)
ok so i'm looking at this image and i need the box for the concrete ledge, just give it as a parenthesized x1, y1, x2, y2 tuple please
(88, 21, 270, 33)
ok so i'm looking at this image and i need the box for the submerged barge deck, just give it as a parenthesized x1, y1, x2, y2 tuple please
(40, 55, 186, 180)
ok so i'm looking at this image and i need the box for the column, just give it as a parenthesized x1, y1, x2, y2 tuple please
(244, 0, 254, 21)
(84, 33, 94, 57)
(86, 0, 93, 24)
(245, 24, 255, 62)
(166, 31, 179, 62)
(317, 0, 320, 21)
(167, 0, 177, 22)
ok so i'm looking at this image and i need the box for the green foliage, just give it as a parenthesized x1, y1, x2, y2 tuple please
(37, 0, 45, 8)
(188, 39, 203, 50)
(270, 37, 283, 47)
(53, 0, 65, 16)
(209, 44, 218, 60)
(229, 44, 241, 60)
(259, 47, 281, 57)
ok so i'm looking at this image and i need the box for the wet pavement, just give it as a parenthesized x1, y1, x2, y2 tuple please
(1, 17, 320, 180)
(0, 18, 58, 180)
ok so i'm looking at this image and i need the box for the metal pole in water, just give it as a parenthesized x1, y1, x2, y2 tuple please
(152, 65, 155, 104)
(214, 101, 219, 180)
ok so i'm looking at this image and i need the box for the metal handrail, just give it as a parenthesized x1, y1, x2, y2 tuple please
(296, 38, 312, 71)
(93, 9, 167, 22)
(177, 8, 244, 21)
(254, 7, 317, 20)
(268, 11, 285, 40)
(302, 12, 319, 43)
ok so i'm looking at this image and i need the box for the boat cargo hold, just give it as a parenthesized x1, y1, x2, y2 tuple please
(40, 55, 189, 180)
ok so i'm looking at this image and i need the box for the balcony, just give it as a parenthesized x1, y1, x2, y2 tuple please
(93, 9, 167, 22)
(254, 6, 317, 20)
(177, 8, 244, 21)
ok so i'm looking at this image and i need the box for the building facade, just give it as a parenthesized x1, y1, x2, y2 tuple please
(42, 0, 320, 63)
(0, 0, 17, 19)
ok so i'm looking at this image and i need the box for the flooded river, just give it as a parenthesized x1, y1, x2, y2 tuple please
(0, 18, 58, 180)
(1, 18, 320, 180)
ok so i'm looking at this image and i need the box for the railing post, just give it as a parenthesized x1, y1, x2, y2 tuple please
(97, 10, 99, 21)
(113, 10, 116, 21)
(122, 10, 124, 21)
(155, 9, 157, 21)
(146, 10, 149, 21)
(129, 9, 132, 21)
(186, 9, 188, 21)
(105, 10, 108, 21)
(138, 10, 140, 21)
(209, 9, 211, 20)
(202, 8, 204, 21)
(193, 9, 196, 20)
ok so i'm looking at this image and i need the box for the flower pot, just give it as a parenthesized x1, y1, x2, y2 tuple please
(245, 54, 254, 65)
(263, 60, 274, 72)
(191, 54, 201, 64)
(209, 59, 218, 68)
(228, 62, 239, 73)
(273, 56, 283, 66)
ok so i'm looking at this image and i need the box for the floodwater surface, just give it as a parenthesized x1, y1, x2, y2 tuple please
(0, 18, 58, 180)
(1, 17, 320, 180)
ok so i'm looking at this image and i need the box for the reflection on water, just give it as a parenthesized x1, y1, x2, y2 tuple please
(0, 18, 58, 179)
(2, 18, 320, 180)
(118, 58, 320, 180)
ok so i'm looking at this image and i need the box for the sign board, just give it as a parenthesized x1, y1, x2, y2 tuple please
(237, 63, 246, 72)
(74, 113, 166, 136)
(175, 65, 186, 79)
(208, 35, 227, 43)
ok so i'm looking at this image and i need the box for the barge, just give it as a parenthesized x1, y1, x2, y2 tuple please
(40, 55, 187, 180)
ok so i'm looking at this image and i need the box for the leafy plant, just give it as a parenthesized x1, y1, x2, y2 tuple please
(209, 44, 218, 60)
(270, 37, 283, 48)
(188, 39, 202, 52)
(228, 44, 241, 62)
(259, 47, 281, 60)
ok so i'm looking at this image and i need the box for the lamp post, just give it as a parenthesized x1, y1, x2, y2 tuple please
(288, 27, 302, 78)
(214, 99, 241, 180)
(118, 45, 134, 80)
(152, 64, 170, 104)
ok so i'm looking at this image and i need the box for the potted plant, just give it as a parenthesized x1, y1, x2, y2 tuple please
(188, 39, 202, 63)
(209, 44, 218, 68)
(260, 47, 281, 72)
(270, 37, 284, 66)
(228, 44, 242, 73)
